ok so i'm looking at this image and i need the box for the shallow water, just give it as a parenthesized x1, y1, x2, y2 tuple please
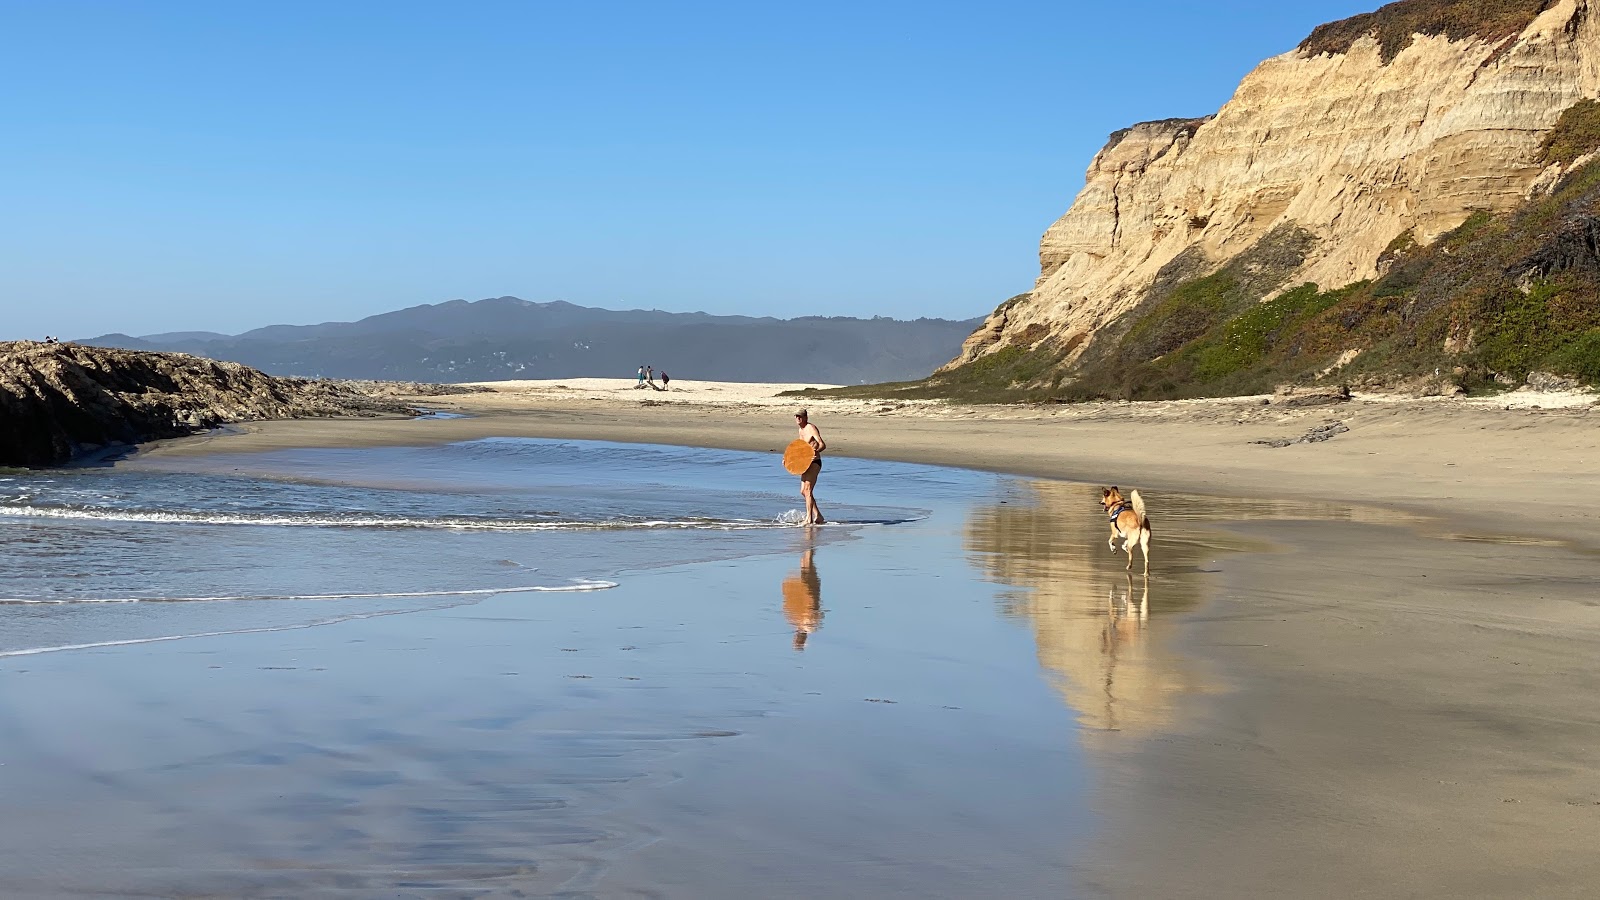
(0, 438, 1272, 897)
(0, 440, 926, 657)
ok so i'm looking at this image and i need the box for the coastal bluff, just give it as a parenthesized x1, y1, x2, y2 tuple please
(0, 341, 414, 466)
(933, 0, 1600, 400)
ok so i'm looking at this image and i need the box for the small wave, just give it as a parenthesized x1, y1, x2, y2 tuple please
(0, 504, 785, 532)
(0, 581, 617, 605)
(0, 504, 920, 531)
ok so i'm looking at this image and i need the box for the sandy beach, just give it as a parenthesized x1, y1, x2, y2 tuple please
(69, 380, 1600, 896)
(152, 377, 1600, 544)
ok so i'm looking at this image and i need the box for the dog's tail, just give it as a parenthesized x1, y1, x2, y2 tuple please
(1131, 489, 1146, 520)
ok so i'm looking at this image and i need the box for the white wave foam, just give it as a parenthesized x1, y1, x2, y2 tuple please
(0, 505, 779, 531)
(0, 581, 617, 605)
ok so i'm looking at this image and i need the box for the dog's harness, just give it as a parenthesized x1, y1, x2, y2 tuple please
(1107, 501, 1133, 522)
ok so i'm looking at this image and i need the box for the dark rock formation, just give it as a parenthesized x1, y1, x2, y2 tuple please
(0, 341, 413, 467)
(1272, 384, 1352, 408)
(1253, 421, 1350, 449)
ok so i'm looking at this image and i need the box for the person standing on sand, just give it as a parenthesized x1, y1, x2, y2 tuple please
(646, 365, 654, 385)
(795, 408, 826, 526)
(637, 365, 645, 387)
(661, 372, 670, 390)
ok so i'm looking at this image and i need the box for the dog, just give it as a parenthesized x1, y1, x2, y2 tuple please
(1100, 487, 1152, 575)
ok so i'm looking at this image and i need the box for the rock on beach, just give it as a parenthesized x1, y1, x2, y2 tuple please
(0, 341, 412, 466)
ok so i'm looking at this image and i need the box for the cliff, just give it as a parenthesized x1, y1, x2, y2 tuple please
(934, 0, 1600, 399)
(0, 342, 414, 466)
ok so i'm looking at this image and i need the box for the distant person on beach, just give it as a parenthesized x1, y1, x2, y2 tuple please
(646, 365, 654, 385)
(661, 372, 670, 390)
(795, 408, 826, 526)
(637, 365, 645, 387)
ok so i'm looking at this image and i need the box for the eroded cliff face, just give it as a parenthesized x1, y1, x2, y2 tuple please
(952, 0, 1600, 371)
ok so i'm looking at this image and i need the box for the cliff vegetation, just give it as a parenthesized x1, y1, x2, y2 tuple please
(1299, 0, 1555, 64)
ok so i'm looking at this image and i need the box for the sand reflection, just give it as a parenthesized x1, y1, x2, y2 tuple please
(781, 545, 823, 650)
(967, 480, 1236, 737)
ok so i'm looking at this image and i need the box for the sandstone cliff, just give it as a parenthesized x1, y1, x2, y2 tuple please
(0, 342, 414, 466)
(943, 0, 1600, 396)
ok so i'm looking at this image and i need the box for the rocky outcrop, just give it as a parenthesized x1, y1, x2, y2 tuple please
(0, 342, 413, 466)
(954, 0, 1600, 372)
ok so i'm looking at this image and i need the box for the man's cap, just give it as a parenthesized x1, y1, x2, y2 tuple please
(795, 408, 808, 418)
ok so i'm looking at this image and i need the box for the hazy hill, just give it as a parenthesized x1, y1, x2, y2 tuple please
(83, 297, 981, 384)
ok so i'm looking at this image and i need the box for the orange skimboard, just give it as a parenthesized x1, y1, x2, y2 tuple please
(782, 439, 817, 475)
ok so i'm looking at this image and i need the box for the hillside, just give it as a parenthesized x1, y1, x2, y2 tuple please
(83, 298, 980, 386)
(903, 0, 1600, 401)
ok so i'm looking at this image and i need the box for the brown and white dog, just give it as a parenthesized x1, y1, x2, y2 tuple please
(1100, 487, 1153, 575)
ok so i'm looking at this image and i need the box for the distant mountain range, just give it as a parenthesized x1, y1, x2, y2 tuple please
(81, 297, 982, 384)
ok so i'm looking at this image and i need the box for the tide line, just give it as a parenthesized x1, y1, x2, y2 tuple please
(0, 583, 616, 658)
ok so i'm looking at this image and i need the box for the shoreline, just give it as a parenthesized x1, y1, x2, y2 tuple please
(71, 379, 1600, 896)
(135, 377, 1599, 548)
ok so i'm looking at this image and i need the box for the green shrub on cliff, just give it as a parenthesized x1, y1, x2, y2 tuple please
(1191, 283, 1356, 380)
(1540, 99, 1600, 166)
(1542, 329, 1600, 381)
(1123, 271, 1243, 360)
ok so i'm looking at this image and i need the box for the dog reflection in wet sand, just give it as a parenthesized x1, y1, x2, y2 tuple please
(1100, 486, 1153, 575)
(781, 547, 823, 650)
(1099, 574, 1151, 730)
(1106, 574, 1149, 644)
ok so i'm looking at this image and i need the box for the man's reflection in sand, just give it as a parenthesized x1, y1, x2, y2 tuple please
(781, 546, 823, 650)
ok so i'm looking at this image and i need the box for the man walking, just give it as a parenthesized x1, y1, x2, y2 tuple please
(795, 409, 826, 526)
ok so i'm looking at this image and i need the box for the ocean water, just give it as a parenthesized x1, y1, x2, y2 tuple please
(0, 439, 928, 657)
(0, 437, 1247, 897)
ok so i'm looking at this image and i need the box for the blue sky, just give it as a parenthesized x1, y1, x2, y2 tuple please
(1, 0, 1376, 338)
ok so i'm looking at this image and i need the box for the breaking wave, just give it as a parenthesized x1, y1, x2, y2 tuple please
(0, 503, 916, 531)
(0, 504, 791, 531)
(0, 581, 618, 605)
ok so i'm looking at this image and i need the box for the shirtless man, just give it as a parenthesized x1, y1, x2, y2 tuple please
(795, 409, 826, 526)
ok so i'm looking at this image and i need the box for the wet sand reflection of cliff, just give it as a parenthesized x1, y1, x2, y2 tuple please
(966, 481, 1245, 738)
(781, 545, 822, 650)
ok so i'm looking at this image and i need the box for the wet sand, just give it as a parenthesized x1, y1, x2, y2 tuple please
(95, 383, 1600, 896)
(1081, 517, 1600, 899)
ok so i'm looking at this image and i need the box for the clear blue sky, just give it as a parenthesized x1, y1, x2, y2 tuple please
(1, 0, 1375, 339)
